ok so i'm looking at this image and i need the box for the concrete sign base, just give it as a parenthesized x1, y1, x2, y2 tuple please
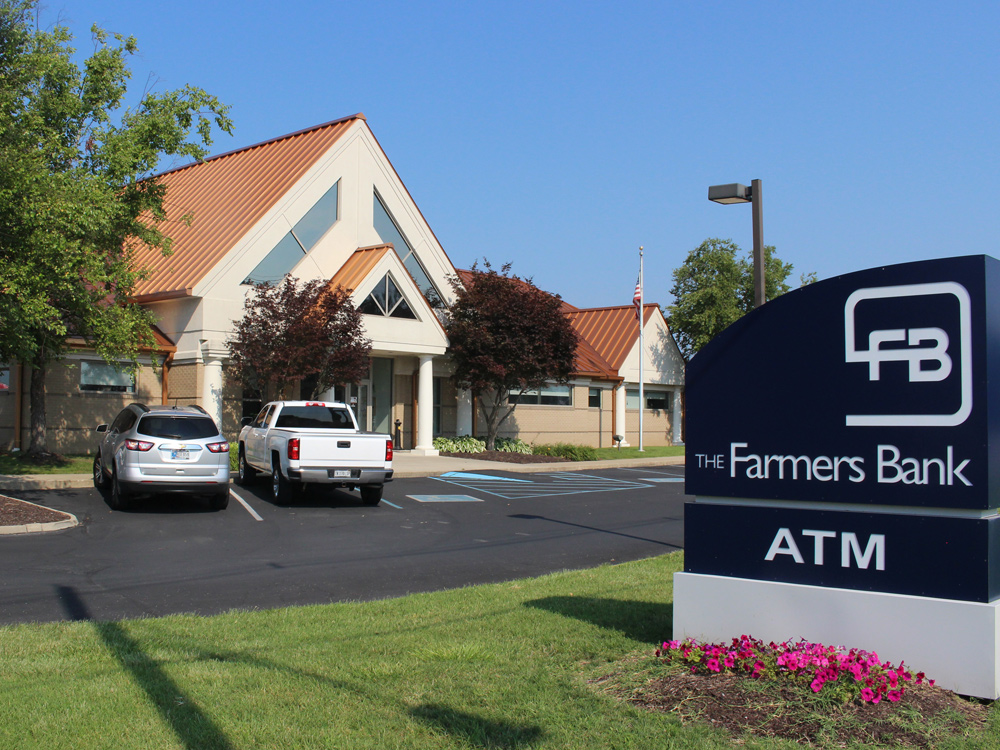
(673, 571, 1000, 699)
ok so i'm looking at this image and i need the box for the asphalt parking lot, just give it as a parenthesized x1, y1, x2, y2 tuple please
(0, 464, 688, 625)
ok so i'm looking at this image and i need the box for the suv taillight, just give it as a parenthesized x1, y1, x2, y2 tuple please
(385, 439, 393, 462)
(288, 438, 300, 461)
(125, 439, 154, 451)
(206, 441, 229, 453)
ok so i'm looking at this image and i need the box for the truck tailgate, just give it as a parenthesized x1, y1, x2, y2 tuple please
(294, 431, 388, 465)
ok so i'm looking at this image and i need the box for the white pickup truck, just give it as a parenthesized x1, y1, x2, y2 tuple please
(236, 401, 393, 506)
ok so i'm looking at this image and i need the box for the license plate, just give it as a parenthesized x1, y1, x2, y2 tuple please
(334, 470, 351, 478)
(171, 450, 190, 460)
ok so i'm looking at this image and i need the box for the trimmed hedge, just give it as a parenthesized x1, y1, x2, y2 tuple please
(531, 443, 598, 461)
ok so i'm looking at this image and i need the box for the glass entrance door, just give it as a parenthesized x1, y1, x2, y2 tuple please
(355, 383, 370, 431)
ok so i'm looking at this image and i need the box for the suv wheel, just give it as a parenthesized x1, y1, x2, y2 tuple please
(272, 462, 293, 506)
(93, 454, 107, 490)
(110, 467, 129, 511)
(210, 489, 229, 511)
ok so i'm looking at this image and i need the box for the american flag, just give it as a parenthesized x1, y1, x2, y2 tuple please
(632, 276, 641, 320)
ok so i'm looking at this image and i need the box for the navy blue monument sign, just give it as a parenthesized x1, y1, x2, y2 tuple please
(684, 255, 1000, 601)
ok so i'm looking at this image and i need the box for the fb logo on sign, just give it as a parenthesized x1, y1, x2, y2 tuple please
(844, 282, 972, 427)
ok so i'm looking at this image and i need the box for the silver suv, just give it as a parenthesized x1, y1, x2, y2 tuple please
(94, 404, 230, 511)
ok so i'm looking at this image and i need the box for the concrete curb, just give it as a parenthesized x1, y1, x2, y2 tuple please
(0, 496, 79, 535)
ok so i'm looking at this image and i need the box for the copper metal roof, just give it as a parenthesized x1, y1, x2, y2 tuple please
(328, 245, 393, 293)
(566, 304, 657, 371)
(131, 115, 364, 301)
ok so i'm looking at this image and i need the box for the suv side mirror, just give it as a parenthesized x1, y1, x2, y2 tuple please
(96, 424, 109, 433)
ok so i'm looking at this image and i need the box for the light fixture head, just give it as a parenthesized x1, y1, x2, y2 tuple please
(708, 183, 751, 204)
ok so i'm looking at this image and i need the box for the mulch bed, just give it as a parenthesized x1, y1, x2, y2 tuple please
(598, 668, 989, 747)
(0, 495, 72, 527)
(439, 450, 570, 463)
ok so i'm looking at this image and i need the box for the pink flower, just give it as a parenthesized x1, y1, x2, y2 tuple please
(724, 653, 736, 668)
(887, 690, 902, 702)
(861, 688, 875, 702)
(706, 658, 721, 673)
(810, 678, 824, 693)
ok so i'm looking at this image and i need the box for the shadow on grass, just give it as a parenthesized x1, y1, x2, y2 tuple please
(56, 586, 235, 750)
(409, 703, 544, 749)
(524, 596, 673, 645)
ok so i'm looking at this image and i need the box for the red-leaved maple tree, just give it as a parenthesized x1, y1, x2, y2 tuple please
(446, 261, 578, 449)
(228, 276, 371, 401)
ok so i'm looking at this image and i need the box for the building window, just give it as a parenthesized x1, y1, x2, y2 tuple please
(627, 388, 672, 411)
(589, 388, 601, 408)
(373, 192, 443, 308)
(80, 361, 135, 393)
(358, 274, 417, 319)
(0, 364, 9, 392)
(509, 384, 572, 406)
(244, 181, 339, 285)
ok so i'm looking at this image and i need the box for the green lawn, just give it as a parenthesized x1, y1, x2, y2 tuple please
(592, 445, 685, 460)
(0, 552, 993, 749)
(0, 554, 726, 749)
(0, 452, 93, 475)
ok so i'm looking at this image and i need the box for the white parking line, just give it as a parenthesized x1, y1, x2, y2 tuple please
(229, 488, 264, 521)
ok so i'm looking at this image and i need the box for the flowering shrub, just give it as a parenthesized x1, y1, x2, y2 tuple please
(656, 635, 933, 705)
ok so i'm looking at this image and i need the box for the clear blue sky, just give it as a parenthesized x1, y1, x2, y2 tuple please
(48, 0, 1000, 310)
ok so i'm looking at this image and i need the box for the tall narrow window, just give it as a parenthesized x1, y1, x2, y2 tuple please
(244, 182, 339, 285)
(359, 274, 417, 319)
(373, 192, 442, 307)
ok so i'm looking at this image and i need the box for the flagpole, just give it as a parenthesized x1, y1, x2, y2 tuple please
(638, 246, 644, 452)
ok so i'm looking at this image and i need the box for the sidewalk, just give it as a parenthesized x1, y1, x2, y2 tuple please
(0, 452, 685, 492)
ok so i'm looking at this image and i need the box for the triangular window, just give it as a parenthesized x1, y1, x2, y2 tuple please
(359, 275, 417, 319)
(243, 181, 339, 285)
(373, 192, 443, 308)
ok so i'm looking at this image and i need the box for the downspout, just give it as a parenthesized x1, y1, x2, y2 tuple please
(161, 352, 173, 405)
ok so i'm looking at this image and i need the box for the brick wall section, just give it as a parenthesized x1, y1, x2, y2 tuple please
(492, 384, 674, 448)
(0, 360, 162, 454)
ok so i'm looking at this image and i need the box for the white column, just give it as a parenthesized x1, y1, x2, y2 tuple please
(456, 388, 473, 436)
(615, 383, 629, 447)
(413, 355, 438, 455)
(200, 342, 226, 433)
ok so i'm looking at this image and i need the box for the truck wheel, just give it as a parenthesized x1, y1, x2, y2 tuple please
(361, 485, 382, 506)
(272, 462, 293, 506)
(236, 446, 256, 485)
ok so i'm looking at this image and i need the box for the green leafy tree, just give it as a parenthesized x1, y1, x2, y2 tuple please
(445, 261, 578, 450)
(228, 276, 372, 403)
(668, 238, 795, 359)
(0, 1, 232, 456)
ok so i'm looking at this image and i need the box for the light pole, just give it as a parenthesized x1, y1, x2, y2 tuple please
(708, 179, 764, 308)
